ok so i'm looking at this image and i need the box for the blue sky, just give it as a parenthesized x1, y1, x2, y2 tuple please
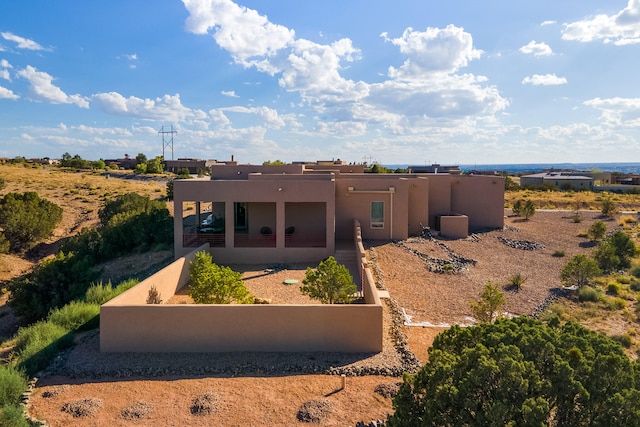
(1, 0, 640, 165)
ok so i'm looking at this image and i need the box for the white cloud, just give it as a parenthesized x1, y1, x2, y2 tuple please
(519, 40, 553, 56)
(1, 32, 46, 50)
(562, 0, 640, 45)
(183, 0, 294, 63)
(0, 85, 19, 100)
(584, 97, 640, 126)
(182, 0, 507, 138)
(90, 91, 208, 123)
(521, 74, 567, 85)
(382, 25, 483, 76)
(221, 90, 239, 97)
(16, 66, 89, 107)
(221, 105, 285, 128)
(0, 69, 10, 81)
(0, 59, 12, 68)
(541, 20, 557, 26)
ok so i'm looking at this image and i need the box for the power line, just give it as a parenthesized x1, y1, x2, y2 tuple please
(158, 125, 177, 160)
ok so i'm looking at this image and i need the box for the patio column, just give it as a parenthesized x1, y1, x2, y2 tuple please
(225, 201, 235, 248)
(276, 200, 285, 249)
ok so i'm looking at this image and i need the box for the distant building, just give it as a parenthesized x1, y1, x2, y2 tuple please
(520, 172, 594, 190)
(407, 164, 461, 174)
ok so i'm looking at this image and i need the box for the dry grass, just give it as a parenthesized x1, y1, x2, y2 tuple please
(505, 189, 640, 211)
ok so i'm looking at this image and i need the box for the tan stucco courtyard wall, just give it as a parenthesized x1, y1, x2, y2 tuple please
(101, 224, 383, 353)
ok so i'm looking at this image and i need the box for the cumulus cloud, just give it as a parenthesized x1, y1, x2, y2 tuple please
(16, 66, 89, 107)
(0, 59, 12, 68)
(183, 0, 294, 64)
(584, 97, 640, 126)
(0, 85, 19, 100)
(519, 40, 553, 56)
(382, 25, 483, 76)
(522, 74, 567, 85)
(1, 32, 46, 50)
(221, 105, 285, 128)
(182, 0, 507, 135)
(562, 0, 640, 45)
(90, 91, 208, 123)
(221, 90, 239, 97)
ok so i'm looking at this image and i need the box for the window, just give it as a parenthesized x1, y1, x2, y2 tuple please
(371, 201, 384, 228)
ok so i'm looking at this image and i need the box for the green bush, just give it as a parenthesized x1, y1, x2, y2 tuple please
(0, 365, 28, 406)
(0, 191, 63, 252)
(301, 256, 356, 304)
(8, 251, 98, 323)
(578, 286, 601, 302)
(0, 404, 30, 427)
(48, 301, 100, 331)
(189, 251, 253, 304)
(607, 282, 622, 296)
(14, 321, 73, 375)
(587, 220, 607, 241)
(612, 333, 633, 348)
(84, 279, 138, 305)
(606, 297, 627, 310)
(630, 265, 640, 279)
(84, 281, 118, 305)
(616, 275, 632, 284)
(552, 249, 565, 258)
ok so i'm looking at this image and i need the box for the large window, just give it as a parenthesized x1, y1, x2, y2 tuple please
(371, 201, 384, 228)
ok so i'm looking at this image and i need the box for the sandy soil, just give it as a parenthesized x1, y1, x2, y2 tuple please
(22, 210, 637, 425)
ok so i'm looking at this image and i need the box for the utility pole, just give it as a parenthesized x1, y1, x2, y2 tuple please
(158, 125, 177, 160)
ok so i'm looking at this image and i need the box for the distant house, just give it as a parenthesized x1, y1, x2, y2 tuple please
(408, 164, 461, 174)
(520, 172, 594, 190)
(173, 160, 504, 263)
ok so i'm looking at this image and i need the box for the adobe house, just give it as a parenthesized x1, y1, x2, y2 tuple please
(173, 161, 504, 263)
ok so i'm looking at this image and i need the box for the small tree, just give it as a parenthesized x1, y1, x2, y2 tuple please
(601, 194, 617, 219)
(469, 282, 505, 323)
(189, 251, 253, 304)
(595, 231, 636, 272)
(587, 220, 607, 241)
(301, 256, 356, 304)
(512, 199, 523, 216)
(0, 191, 63, 252)
(521, 200, 535, 220)
(560, 254, 601, 288)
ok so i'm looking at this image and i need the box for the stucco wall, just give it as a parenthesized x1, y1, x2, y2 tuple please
(450, 175, 504, 229)
(101, 225, 383, 353)
(440, 215, 469, 239)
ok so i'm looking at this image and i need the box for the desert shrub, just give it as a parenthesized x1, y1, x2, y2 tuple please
(48, 301, 100, 331)
(0, 191, 63, 252)
(301, 256, 356, 304)
(595, 231, 636, 272)
(8, 251, 98, 322)
(388, 318, 638, 427)
(631, 265, 640, 279)
(0, 365, 28, 406)
(607, 282, 622, 296)
(0, 404, 30, 427)
(631, 279, 640, 292)
(578, 286, 602, 302)
(14, 320, 73, 375)
(618, 215, 637, 226)
(552, 249, 565, 257)
(190, 392, 219, 416)
(571, 214, 583, 223)
(296, 399, 333, 423)
(121, 401, 154, 420)
(375, 382, 402, 399)
(606, 297, 627, 310)
(561, 254, 601, 288)
(587, 220, 606, 241)
(616, 275, 631, 284)
(0, 232, 10, 255)
(507, 273, 526, 290)
(470, 282, 505, 323)
(611, 333, 633, 348)
(61, 398, 103, 418)
(84, 282, 117, 305)
(189, 251, 253, 304)
(146, 285, 162, 304)
(601, 194, 617, 218)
